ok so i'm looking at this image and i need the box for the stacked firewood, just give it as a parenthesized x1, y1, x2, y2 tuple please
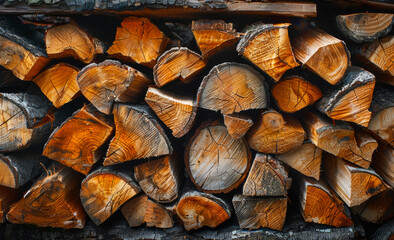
(0, 11, 392, 235)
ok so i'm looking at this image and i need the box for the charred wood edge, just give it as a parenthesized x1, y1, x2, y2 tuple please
(369, 84, 394, 116)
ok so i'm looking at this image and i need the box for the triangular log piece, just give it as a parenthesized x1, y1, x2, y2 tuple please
(7, 164, 86, 229)
(247, 109, 305, 154)
(134, 154, 181, 203)
(336, 13, 393, 43)
(352, 190, 394, 224)
(43, 106, 114, 175)
(0, 92, 53, 152)
(290, 25, 350, 85)
(197, 62, 268, 115)
(107, 16, 169, 68)
(318, 66, 375, 127)
(276, 141, 322, 180)
(121, 194, 174, 229)
(104, 104, 173, 166)
(237, 23, 299, 81)
(232, 195, 287, 231)
(45, 23, 103, 64)
(153, 47, 206, 87)
(323, 153, 390, 207)
(185, 122, 251, 194)
(272, 75, 322, 113)
(175, 191, 231, 231)
(371, 144, 393, 188)
(223, 113, 253, 139)
(302, 111, 373, 168)
(352, 36, 394, 86)
(191, 19, 238, 59)
(0, 186, 21, 223)
(353, 128, 378, 164)
(0, 19, 49, 80)
(0, 149, 48, 188)
(80, 165, 141, 225)
(243, 153, 291, 196)
(297, 175, 353, 227)
(145, 87, 197, 138)
(32, 63, 80, 108)
(77, 60, 153, 115)
(368, 86, 394, 146)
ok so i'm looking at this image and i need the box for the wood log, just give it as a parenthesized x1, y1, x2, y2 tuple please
(80, 165, 141, 225)
(302, 111, 374, 168)
(43, 106, 114, 175)
(191, 19, 238, 59)
(276, 141, 322, 180)
(336, 13, 393, 43)
(185, 122, 251, 193)
(104, 104, 173, 166)
(153, 47, 206, 87)
(134, 154, 181, 203)
(7, 163, 86, 229)
(243, 154, 291, 196)
(290, 24, 350, 85)
(237, 23, 298, 81)
(32, 63, 80, 109)
(272, 75, 322, 113)
(247, 109, 305, 154)
(353, 128, 378, 164)
(0, 91, 52, 152)
(145, 87, 197, 138)
(232, 195, 287, 231)
(77, 60, 153, 115)
(175, 191, 231, 231)
(121, 194, 174, 228)
(197, 62, 268, 115)
(323, 153, 390, 207)
(318, 66, 375, 127)
(352, 36, 394, 86)
(45, 23, 103, 64)
(352, 190, 394, 224)
(223, 113, 253, 139)
(107, 16, 169, 67)
(371, 144, 393, 188)
(0, 186, 21, 223)
(368, 86, 394, 146)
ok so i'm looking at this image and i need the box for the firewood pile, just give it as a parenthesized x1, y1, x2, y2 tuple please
(0, 0, 392, 239)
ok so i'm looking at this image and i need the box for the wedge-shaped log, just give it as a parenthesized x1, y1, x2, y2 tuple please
(77, 60, 153, 115)
(336, 13, 393, 43)
(145, 87, 197, 138)
(153, 47, 206, 87)
(352, 190, 394, 224)
(324, 154, 390, 207)
(371, 144, 393, 188)
(237, 23, 298, 81)
(104, 104, 172, 166)
(45, 23, 103, 64)
(197, 62, 268, 115)
(185, 122, 251, 193)
(191, 19, 238, 59)
(272, 76, 322, 113)
(232, 195, 287, 231)
(243, 154, 291, 196)
(247, 109, 305, 154)
(33, 63, 80, 108)
(7, 164, 86, 229)
(223, 113, 253, 139)
(276, 141, 322, 180)
(134, 154, 181, 203)
(0, 92, 52, 152)
(121, 194, 174, 229)
(291, 25, 349, 85)
(176, 191, 231, 231)
(318, 66, 375, 127)
(297, 175, 353, 227)
(107, 16, 168, 67)
(0, 186, 21, 223)
(80, 165, 140, 225)
(43, 106, 114, 175)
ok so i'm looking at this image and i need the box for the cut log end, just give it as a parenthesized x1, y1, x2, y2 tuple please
(223, 113, 253, 139)
(371, 144, 394, 188)
(352, 190, 394, 224)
